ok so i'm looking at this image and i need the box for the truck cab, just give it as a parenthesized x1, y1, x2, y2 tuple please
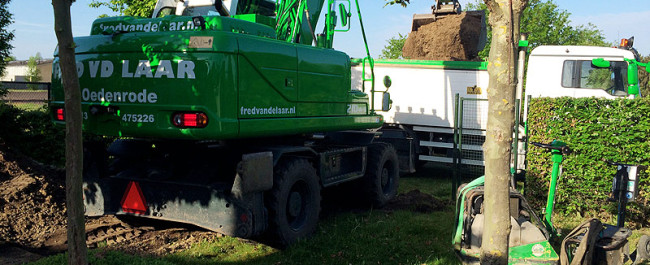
(525, 45, 641, 99)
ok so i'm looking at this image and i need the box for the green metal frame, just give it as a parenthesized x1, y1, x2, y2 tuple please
(354, 59, 488, 70)
(542, 140, 567, 236)
(624, 58, 650, 98)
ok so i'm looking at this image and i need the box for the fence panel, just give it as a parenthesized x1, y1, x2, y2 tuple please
(453, 95, 522, 197)
(1, 82, 50, 110)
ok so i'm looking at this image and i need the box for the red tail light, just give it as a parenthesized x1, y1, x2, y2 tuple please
(172, 112, 208, 128)
(54, 108, 64, 121)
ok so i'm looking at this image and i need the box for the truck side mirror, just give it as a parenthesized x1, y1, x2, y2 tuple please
(339, 3, 349, 27)
(382, 92, 392, 111)
(592, 58, 611, 68)
(383, 75, 392, 89)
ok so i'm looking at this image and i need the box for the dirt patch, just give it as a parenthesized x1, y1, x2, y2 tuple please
(383, 190, 446, 213)
(0, 144, 67, 249)
(0, 143, 248, 264)
(105, 227, 222, 256)
(403, 11, 484, 61)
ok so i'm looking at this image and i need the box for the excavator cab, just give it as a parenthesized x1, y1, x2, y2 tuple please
(434, 0, 462, 16)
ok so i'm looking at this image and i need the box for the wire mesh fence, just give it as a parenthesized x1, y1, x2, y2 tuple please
(0, 82, 50, 111)
(454, 96, 522, 182)
(456, 97, 489, 179)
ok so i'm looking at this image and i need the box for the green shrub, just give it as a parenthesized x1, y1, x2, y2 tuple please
(0, 104, 65, 166)
(527, 97, 650, 226)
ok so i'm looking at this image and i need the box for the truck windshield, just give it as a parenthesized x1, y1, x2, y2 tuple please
(561, 60, 629, 96)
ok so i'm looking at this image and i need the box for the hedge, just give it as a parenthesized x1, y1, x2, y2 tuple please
(526, 97, 650, 226)
(0, 103, 66, 166)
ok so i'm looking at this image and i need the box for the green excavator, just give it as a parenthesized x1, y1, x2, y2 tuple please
(51, 0, 397, 246)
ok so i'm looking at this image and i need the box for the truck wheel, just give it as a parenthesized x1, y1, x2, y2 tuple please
(267, 159, 321, 246)
(638, 235, 650, 261)
(365, 143, 399, 207)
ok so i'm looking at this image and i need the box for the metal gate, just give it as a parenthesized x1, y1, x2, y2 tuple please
(452, 94, 522, 197)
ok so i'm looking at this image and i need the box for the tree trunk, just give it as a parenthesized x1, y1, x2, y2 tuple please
(52, 1, 88, 264)
(480, 0, 527, 264)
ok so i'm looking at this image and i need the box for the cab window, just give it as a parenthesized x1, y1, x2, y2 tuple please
(561, 60, 629, 96)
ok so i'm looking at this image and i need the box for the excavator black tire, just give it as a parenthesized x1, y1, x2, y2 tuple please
(267, 158, 321, 247)
(364, 143, 399, 207)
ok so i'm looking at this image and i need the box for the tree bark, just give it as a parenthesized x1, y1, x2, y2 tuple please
(480, 0, 527, 264)
(52, 1, 88, 264)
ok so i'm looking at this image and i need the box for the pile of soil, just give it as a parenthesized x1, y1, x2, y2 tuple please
(0, 143, 239, 264)
(0, 144, 67, 249)
(403, 11, 484, 61)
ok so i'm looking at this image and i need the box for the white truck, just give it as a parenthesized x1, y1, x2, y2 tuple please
(352, 40, 644, 172)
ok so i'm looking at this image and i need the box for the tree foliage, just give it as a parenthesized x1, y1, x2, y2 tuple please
(89, 0, 156, 18)
(383, 0, 410, 7)
(466, 0, 607, 59)
(27, 53, 42, 88)
(379, 33, 407, 59)
(0, 0, 14, 77)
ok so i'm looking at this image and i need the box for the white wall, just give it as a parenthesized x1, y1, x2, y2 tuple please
(1, 60, 53, 82)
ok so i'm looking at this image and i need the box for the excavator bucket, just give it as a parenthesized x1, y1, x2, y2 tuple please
(410, 0, 487, 53)
(411, 0, 461, 31)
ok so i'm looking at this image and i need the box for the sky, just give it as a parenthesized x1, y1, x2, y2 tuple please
(6, 0, 650, 60)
